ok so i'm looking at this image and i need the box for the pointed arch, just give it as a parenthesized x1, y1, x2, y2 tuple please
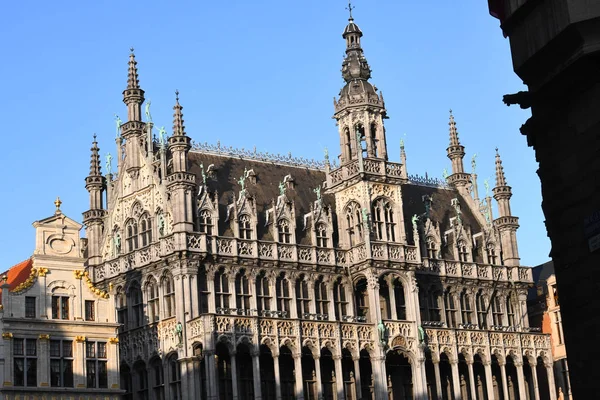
(344, 201, 363, 247)
(139, 212, 152, 247)
(125, 218, 139, 252)
(277, 218, 292, 244)
(162, 271, 176, 318)
(275, 272, 292, 317)
(145, 276, 160, 323)
(238, 213, 253, 239)
(372, 197, 396, 242)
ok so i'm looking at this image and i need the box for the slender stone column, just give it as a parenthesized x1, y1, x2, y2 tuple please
(190, 274, 199, 319)
(546, 361, 557, 400)
(315, 354, 323, 400)
(530, 361, 541, 400)
(334, 355, 345, 400)
(387, 276, 397, 320)
(414, 356, 429, 400)
(353, 356, 363, 400)
(467, 361, 477, 400)
(433, 360, 443, 399)
(500, 362, 509, 400)
(273, 354, 282, 400)
(252, 349, 263, 400)
(450, 360, 463, 400)
(231, 350, 239, 400)
(483, 361, 495, 400)
(515, 361, 528, 400)
(204, 350, 217, 400)
(294, 352, 305, 400)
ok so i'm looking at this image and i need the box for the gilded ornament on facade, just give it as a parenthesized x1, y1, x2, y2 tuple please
(109, 337, 119, 344)
(2, 332, 13, 339)
(39, 334, 50, 340)
(37, 267, 49, 277)
(75, 336, 86, 343)
(10, 267, 38, 293)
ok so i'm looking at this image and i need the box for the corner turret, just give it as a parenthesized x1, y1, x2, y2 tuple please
(445, 110, 470, 188)
(83, 134, 106, 267)
(492, 149, 520, 266)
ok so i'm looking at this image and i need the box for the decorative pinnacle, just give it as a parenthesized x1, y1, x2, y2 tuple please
(448, 109, 460, 147)
(172, 90, 186, 136)
(127, 48, 140, 90)
(346, 0, 355, 20)
(54, 197, 62, 212)
(90, 134, 101, 176)
(495, 148, 507, 187)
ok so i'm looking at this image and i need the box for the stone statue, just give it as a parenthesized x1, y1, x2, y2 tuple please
(417, 326, 426, 343)
(175, 321, 183, 345)
(411, 214, 419, 231)
(471, 153, 477, 173)
(377, 321, 387, 347)
(362, 208, 369, 223)
(199, 163, 207, 184)
(238, 168, 249, 191)
(158, 126, 167, 148)
(484, 206, 492, 225)
(484, 178, 490, 196)
(114, 114, 123, 138)
(452, 198, 462, 225)
(158, 214, 165, 236)
(114, 233, 121, 255)
(105, 153, 113, 175)
(144, 100, 152, 123)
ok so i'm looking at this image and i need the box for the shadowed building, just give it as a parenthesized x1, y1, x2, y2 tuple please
(75, 10, 558, 400)
(487, 1, 600, 397)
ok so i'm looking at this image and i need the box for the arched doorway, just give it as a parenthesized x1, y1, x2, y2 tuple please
(237, 343, 254, 400)
(216, 342, 233, 400)
(385, 349, 413, 400)
(439, 353, 453, 400)
(120, 363, 133, 400)
(133, 360, 149, 400)
(536, 356, 550, 400)
(505, 355, 519, 400)
(491, 354, 504, 400)
(523, 357, 534, 400)
(279, 346, 295, 400)
(302, 346, 318, 400)
(321, 348, 336, 400)
(342, 348, 357, 400)
(260, 345, 276, 400)
(359, 349, 373, 400)
(424, 350, 437, 400)
(473, 354, 488, 400)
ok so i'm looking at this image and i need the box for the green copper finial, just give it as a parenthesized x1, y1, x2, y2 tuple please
(484, 178, 490, 196)
(157, 126, 167, 148)
(324, 147, 329, 161)
(278, 180, 286, 196)
(238, 167, 250, 192)
(199, 163, 207, 184)
(400, 137, 405, 150)
(346, 0, 355, 20)
(442, 168, 449, 179)
(471, 153, 477, 173)
(130, 47, 134, 54)
(145, 100, 152, 123)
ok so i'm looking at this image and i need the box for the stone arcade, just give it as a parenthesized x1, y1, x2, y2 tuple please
(77, 11, 558, 400)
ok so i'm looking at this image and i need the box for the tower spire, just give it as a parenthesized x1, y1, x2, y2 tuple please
(83, 134, 107, 267)
(346, 0, 355, 21)
(492, 148, 520, 266)
(122, 48, 145, 122)
(127, 47, 140, 90)
(446, 110, 469, 188)
(172, 90, 186, 137)
(494, 148, 508, 187)
(448, 109, 461, 147)
(89, 133, 101, 176)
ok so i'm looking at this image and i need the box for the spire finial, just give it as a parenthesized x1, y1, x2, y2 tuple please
(175, 89, 179, 102)
(448, 109, 460, 146)
(172, 90, 186, 136)
(127, 48, 140, 90)
(346, 0, 355, 20)
(495, 148, 507, 187)
(54, 196, 62, 213)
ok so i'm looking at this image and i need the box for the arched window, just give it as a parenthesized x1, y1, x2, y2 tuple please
(140, 214, 152, 247)
(457, 240, 469, 262)
(370, 122, 378, 157)
(345, 128, 352, 161)
(168, 354, 181, 400)
(120, 365, 133, 400)
(476, 290, 487, 329)
(354, 279, 369, 322)
(235, 272, 251, 312)
(314, 278, 329, 319)
(345, 202, 363, 246)
(198, 269, 210, 314)
(150, 357, 164, 400)
(356, 124, 367, 158)
(256, 272, 271, 314)
(214, 269, 230, 312)
(129, 284, 144, 328)
(277, 219, 292, 244)
(316, 223, 328, 247)
(134, 361, 148, 400)
(491, 296, 504, 326)
(296, 278, 310, 318)
(147, 278, 160, 323)
(116, 288, 128, 331)
(239, 214, 252, 239)
(487, 244, 498, 265)
(428, 290, 442, 322)
(198, 210, 213, 235)
(372, 198, 395, 241)
(276, 274, 291, 317)
(460, 289, 473, 325)
(393, 279, 406, 320)
(506, 294, 516, 327)
(163, 274, 176, 318)
(444, 290, 457, 328)
(126, 219, 139, 252)
(426, 237, 437, 259)
(333, 279, 348, 321)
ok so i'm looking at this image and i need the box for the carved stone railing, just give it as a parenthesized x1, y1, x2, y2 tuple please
(118, 317, 178, 365)
(329, 159, 405, 187)
(369, 242, 419, 265)
(418, 259, 534, 284)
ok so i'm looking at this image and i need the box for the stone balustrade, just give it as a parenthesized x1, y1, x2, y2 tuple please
(419, 258, 534, 284)
(329, 159, 404, 187)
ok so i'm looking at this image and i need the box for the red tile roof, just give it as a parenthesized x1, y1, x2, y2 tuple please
(0, 258, 33, 303)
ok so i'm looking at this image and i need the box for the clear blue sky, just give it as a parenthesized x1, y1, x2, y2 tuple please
(0, 0, 549, 267)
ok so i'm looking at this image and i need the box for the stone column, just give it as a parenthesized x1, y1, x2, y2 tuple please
(315, 354, 323, 400)
(249, 272, 258, 316)
(372, 355, 388, 400)
(193, 357, 203, 400)
(334, 354, 345, 400)
(483, 361, 495, 400)
(293, 352, 305, 400)
(251, 348, 263, 400)
(546, 361, 557, 400)
(530, 360, 541, 400)
(190, 274, 199, 319)
(206, 272, 216, 314)
(500, 361, 509, 400)
(273, 354, 282, 400)
(414, 356, 429, 400)
(205, 350, 218, 400)
(386, 276, 397, 320)
(108, 338, 120, 392)
(467, 360, 477, 400)
(230, 350, 239, 400)
(516, 360, 528, 400)
(433, 360, 443, 399)
(38, 335, 50, 387)
(328, 282, 337, 321)
(353, 356, 363, 400)
(450, 359, 463, 400)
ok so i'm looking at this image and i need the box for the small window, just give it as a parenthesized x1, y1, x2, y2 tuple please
(278, 219, 292, 244)
(85, 300, 95, 321)
(239, 214, 252, 239)
(86, 342, 108, 388)
(25, 297, 36, 318)
(14, 338, 37, 387)
(52, 296, 69, 320)
(198, 210, 213, 235)
(316, 223, 328, 247)
(50, 340, 73, 387)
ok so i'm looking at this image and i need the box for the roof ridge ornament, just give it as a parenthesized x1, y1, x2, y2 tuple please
(346, 0, 355, 21)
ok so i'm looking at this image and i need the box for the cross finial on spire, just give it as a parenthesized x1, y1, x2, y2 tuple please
(130, 47, 134, 54)
(175, 89, 179, 102)
(346, 0, 355, 20)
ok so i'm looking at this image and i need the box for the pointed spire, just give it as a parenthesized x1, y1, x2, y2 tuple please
(495, 148, 508, 187)
(448, 109, 460, 147)
(172, 90, 186, 136)
(127, 47, 140, 90)
(89, 133, 101, 176)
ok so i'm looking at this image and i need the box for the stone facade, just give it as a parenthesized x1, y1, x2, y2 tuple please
(72, 11, 558, 400)
(0, 201, 121, 399)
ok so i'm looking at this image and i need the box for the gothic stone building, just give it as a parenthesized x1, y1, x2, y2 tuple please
(0, 201, 121, 399)
(82, 13, 557, 400)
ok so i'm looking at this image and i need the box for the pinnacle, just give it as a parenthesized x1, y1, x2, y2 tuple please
(172, 90, 186, 136)
(448, 109, 461, 147)
(495, 148, 508, 187)
(89, 134, 101, 176)
(127, 49, 140, 90)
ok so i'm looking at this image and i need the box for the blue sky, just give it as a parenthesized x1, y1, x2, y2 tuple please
(0, 0, 549, 267)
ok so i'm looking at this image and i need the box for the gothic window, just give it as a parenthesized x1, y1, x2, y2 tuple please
(426, 237, 437, 259)
(126, 219, 139, 252)
(476, 290, 487, 329)
(121, 365, 133, 400)
(491, 296, 504, 326)
(198, 269, 210, 314)
(460, 289, 473, 325)
(393, 279, 406, 320)
(444, 290, 457, 328)
(214, 269, 230, 311)
(418, 286, 428, 322)
(370, 122, 378, 157)
(457, 240, 469, 262)
(372, 198, 396, 241)
(314, 278, 329, 319)
(428, 290, 442, 322)
(316, 223, 328, 247)
(147, 278, 160, 323)
(506, 294, 516, 327)
(356, 124, 367, 158)
(345, 127, 352, 161)
(345, 202, 363, 246)
(50, 340, 73, 387)
(486, 244, 498, 265)
(239, 214, 252, 240)
(354, 279, 369, 322)
(140, 213, 152, 247)
(130, 284, 144, 328)
(163, 274, 176, 318)
(256, 272, 271, 314)
(116, 288, 128, 330)
(14, 338, 37, 387)
(379, 277, 391, 320)
(168, 354, 181, 400)
(277, 219, 292, 244)
(151, 357, 164, 400)
(198, 209, 213, 235)
(276, 274, 291, 317)
(235, 272, 251, 312)
(296, 277, 311, 318)
(333, 279, 348, 321)
(134, 361, 149, 400)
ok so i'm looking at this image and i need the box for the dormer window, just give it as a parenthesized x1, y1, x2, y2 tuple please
(316, 223, 328, 247)
(277, 219, 292, 244)
(198, 210, 213, 235)
(239, 214, 252, 240)
(426, 237, 437, 259)
(486, 244, 498, 265)
(458, 240, 469, 262)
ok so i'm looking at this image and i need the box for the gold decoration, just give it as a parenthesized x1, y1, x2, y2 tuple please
(11, 268, 38, 293)
(74, 270, 85, 280)
(109, 337, 119, 344)
(37, 267, 49, 277)
(39, 334, 50, 340)
(2, 332, 13, 339)
(75, 336, 86, 343)
(0, 305, 4, 311)
(80, 270, 109, 299)
(54, 196, 62, 211)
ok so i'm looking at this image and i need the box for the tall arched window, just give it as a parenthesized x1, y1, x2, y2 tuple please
(163, 274, 176, 318)
(506, 293, 516, 327)
(345, 202, 363, 246)
(460, 289, 473, 324)
(198, 269, 209, 314)
(276, 274, 291, 317)
(296, 278, 310, 318)
(140, 213, 152, 247)
(239, 214, 252, 239)
(168, 354, 181, 400)
(235, 272, 251, 312)
(444, 290, 457, 328)
(356, 124, 367, 158)
(134, 361, 148, 400)
(214, 269, 230, 312)
(428, 290, 442, 322)
(426, 237, 437, 259)
(370, 122, 378, 157)
(150, 357, 164, 400)
(333, 279, 348, 320)
(476, 290, 487, 329)
(126, 219, 139, 252)
(491, 296, 504, 326)
(457, 240, 469, 262)
(116, 288, 128, 331)
(393, 279, 406, 320)
(354, 279, 369, 322)
(256, 272, 271, 314)
(129, 283, 144, 328)
(372, 198, 395, 241)
(277, 219, 292, 243)
(344, 127, 352, 161)
(316, 223, 328, 247)
(487, 244, 498, 265)
(314, 278, 329, 319)
(198, 210, 213, 235)
(147, 278, 160, 323)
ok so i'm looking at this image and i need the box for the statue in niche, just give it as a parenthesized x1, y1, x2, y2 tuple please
(158, 214, 165, 236)
(175, 321, 183, 346)
(411, 214, 419, 231)
(377, 321, 387, 347)
(114, 233, 121, 255)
